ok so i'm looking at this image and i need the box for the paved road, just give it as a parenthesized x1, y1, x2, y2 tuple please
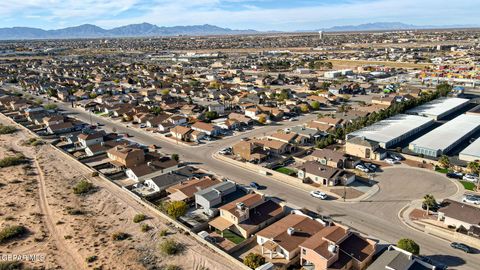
(9, 86, 480, 269)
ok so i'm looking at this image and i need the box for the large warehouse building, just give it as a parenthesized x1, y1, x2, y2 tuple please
(409, 114, 480, 157)
(346, 114, 434, 149)
(406, 97, 470, 120)
(459, 139, 480, 162)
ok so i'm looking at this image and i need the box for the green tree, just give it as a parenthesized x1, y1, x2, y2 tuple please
(467, 161, 480, 174)
(46, 88, 58, 97)
(205, 111, 218, 121)
(150, 106, 162, 115)
(258, 115, 267, 125)
(299, 104, 310, 113)
(243, 253, 265, 269)
(438, 155, 450, 168)
(164, 201, 187, 219)
(171, 154, 179, 162)
(397, 238, 420, 255)
(161, 89, 170, 95)
(310, 101, 321, 110)
(43, 104, 58, 110)
(422, 194, 437, 212)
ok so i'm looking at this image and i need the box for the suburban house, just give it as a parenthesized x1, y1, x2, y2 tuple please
(77, 130, 105, 148)
(367, 245, 435, 270)
(300, 226, 376, 270)
(166, 176, 221, 202)
(208, 193, 284, 238)
(437, 199, 480, 231)
(288, 126, 323, 144)
(195, 181, 238, 217)
(141, 166, 195, 194)
(192, 121, 221, 136)
(253, 139, 293, 156)
(229, 112, 254, 126)
(232, 141, 269, 163)
(306, 149, 350, 169)
(46, 122, 74, 134)
(256, 212, 325, 262)
(345, 137, 387, 161)
(268, 132, 299, 144)
(125, 156, 179, 182)
(171, 126, 193, 141)
(107, 146, 145, 168)
(297, 161, 356, 186)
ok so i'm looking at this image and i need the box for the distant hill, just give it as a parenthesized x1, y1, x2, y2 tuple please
(318, 22, 477, 32)
(0, 23, 258, 40)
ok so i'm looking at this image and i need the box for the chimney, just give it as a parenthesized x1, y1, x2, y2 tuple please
(287, 227, 295, 236)
(328, 243, 337, 253)
(147, 161, 152, 167)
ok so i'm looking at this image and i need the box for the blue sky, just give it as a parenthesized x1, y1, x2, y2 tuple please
(0, 0, 479, 31)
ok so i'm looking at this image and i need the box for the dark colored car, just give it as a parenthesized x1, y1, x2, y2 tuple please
(250, 182, 260, 189)
(450, 242, 472, 253)
(446, 172, 462, 179)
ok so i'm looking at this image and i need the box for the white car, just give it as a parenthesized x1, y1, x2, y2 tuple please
(139, 123, 146, 128)
(355, 164, 370, 173)
(463, 195, 480, 205)
(463, 174, 479, 183)
(384, 158, 397, 165)
(310, 190, 328, 200)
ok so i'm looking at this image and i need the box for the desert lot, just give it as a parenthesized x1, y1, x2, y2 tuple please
(0, 116, 234, 270)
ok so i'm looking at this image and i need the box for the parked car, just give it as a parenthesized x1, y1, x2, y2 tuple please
(450, 242, 472, 253)
(139, 123, 146, 128)
(310, 190, 328, 200)
(463, 174, 479, 183)
(384, 158, 397, 165)
(355, 164, 370, 173)
(446, 172, 463, 179)
(364, 163, 377, 171)
(390, 153, 403, 161)
(250, 182, 260, 189)
(462, 194, 480, 205)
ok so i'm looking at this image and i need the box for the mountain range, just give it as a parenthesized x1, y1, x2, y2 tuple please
(0, 23, 258, 40)
(0, 22, 477, 40)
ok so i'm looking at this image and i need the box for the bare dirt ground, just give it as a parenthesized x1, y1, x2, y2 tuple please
(0, 116, 236, 270)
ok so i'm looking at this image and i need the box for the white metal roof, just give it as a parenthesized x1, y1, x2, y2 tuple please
(409, 114, 480, 151)
(348, 114, 433, 144)
(407, 97, 469, 118)
(459, 138, 480, 159)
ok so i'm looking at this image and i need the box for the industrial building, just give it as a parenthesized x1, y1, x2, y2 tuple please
(459, 138, 480, 162)
(406, 97, 470, 120)
(346, 114, 434, 149)
(409, 114, 480, 157)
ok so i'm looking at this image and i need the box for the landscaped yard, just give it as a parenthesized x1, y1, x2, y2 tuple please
(222, 230, 245, 244)
(434, 167, 449, 174)
(460, 181, 477, 191)
(275, 167, 296, 176)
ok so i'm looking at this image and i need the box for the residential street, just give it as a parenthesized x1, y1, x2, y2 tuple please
(38, 96, 480, 270)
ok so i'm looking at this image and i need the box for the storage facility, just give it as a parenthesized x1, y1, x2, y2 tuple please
(346, 114, 434, 149)
(409, 114, 480, 157)
(459, 138, 480, 162)
(406, 97, 470, 120)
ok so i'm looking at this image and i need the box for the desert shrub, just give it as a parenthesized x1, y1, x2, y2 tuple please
(73, 180, 94, 195)
(133, 213, 146, 223)
(0, 261, 23, 270)
(86, 255, 98, 263)
(140, 224, 151, 232)
(67, 208, 85, 215)
(0, 125, 16, 135)
(111, 232, 130, 241)
(159, 229, 168, 237)
(164, 265, 181, 270)
(0, 155, 27, 168)
(0, 225, 27, 244)
(91, 171, 99, 177)
(159, 239, 183, 255)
